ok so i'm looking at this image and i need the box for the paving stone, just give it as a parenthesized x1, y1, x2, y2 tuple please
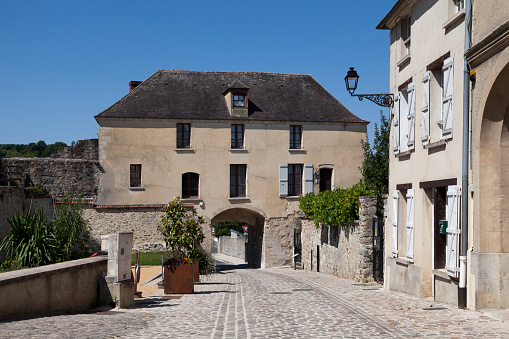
(2, 262, 509, 338)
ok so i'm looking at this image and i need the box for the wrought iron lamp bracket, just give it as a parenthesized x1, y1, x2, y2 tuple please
(350, 94, 394, 108)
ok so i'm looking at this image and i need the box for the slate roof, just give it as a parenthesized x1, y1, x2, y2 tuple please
(95, 70, 367, 124)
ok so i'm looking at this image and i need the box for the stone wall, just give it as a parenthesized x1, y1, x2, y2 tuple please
(0, 158, 100, 198)
(50, 139, 98, 161)
(218, 236, 247, 260)
(301, 196, 377, 282)
(0, 187, 24, 240)
(263, 215, 299, 268)
(83, 207, 165, 252)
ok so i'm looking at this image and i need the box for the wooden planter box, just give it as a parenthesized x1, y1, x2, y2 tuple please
(194, 261, 199, 283)
(163, 264, 194, 294)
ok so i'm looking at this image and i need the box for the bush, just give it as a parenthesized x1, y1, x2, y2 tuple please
(299, 183, 375, 228)
(157, 197, 205, 260)
(0, 195, 91, 268)
(212, 221, 245, 237)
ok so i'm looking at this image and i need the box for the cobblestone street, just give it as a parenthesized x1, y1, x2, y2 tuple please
(2, 257, 509, 338)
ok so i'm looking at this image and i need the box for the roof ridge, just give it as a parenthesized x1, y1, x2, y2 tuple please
(159, 69, 312, 77)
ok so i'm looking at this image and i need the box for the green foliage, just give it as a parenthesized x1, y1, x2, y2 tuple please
(212, 221, 245, 237)
(52, 194, 91, 261)
(360, 110, 389, 196)
(0, 259, 26, 273)
(0, 141, 67, 158)
(157, 197, 205, 260)
(0, 208, 60, 267)
(25, 184, 48, 195)
(188, 246, 214, 273)
(0, 195, 91, 268)
(299, 184, 375, 228)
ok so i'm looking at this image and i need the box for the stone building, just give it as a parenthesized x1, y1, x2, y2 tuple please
(92, 70, 368, 268)
(466, 1, 509, 310)
(379, 0, 509, 310)
(377, 0, 467, 305)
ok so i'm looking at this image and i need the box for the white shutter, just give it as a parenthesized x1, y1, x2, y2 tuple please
(392, 190, 399, 257)
(393, 93, 400, 154)
(304, 164, 314, 195)
(406, 189, 415, 262)
(279, 164, 288, 197)
(421, 72, 430, 145)
(407, 83, 415, 150)
(446, 185, 461, 278)
(441, 57, 454, 139)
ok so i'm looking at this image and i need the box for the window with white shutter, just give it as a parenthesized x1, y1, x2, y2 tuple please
(393, 93, 400, 154)
(406, 189, 415, 262)
(304, 164, 314, 195)
(392, 190, 399, 257)
(421, 72, 430, 145)
(441, 57, 454, 139)
(279, 164, 288, 197)
(407, 82, 415, 150)
(446, 185, 460, 277)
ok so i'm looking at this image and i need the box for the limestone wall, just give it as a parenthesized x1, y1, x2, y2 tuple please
(0, 158, 100, 198)
(218, 236, 247, 260)
(0, 187, 24, 240)
(83, 207, 165, 252)
(301, 196, 377, 282)
(50, 139, 98, 161)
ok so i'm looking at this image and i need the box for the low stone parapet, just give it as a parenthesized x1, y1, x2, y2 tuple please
(0, 256, 107, 320)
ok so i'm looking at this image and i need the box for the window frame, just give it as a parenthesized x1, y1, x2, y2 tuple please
(230, 164, 247, 198)
(289, 125, 302, 149)
(232, 93, 246, 108)
(182, 172, 199, 199)
(176, 123, 191, 148)
(288, 164, 303, 196)
(231, 124, 245, 149)
(130, 164, 142, 188)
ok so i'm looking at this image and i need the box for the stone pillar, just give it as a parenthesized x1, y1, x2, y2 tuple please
(104, 232, 134, 308)
(358, 196, 378, 280)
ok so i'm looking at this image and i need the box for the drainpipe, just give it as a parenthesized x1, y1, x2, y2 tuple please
(459, 0, 472, 309)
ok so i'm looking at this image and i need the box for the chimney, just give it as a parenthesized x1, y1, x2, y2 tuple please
(129, 81, 142, 92)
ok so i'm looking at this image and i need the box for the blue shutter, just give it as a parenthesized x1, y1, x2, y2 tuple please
(279, 164, 288, 197)
(304, 164, 314, 195)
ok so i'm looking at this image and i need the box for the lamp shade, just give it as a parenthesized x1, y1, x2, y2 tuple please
(345, 67, 359, 95)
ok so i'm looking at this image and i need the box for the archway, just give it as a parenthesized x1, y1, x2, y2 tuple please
(477, 61, 509, 253)
(211, 206, 267, 268)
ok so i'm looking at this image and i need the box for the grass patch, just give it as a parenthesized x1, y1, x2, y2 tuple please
(132, 251, 165, 266)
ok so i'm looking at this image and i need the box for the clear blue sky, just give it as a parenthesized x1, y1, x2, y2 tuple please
(0, 0, 393, 145)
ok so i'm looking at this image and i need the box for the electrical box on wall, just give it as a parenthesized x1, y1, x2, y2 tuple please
(439, 220, 448, 235)
(107, 232, 133, 282)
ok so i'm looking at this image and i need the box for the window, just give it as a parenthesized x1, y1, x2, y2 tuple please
(401, 17, 411, 56)
(230, 164, 246, 197)
(231, 124, 244, 149)
(130, 164, 141, 187)
(290, 125, 302, 149)
(393, 82, 415, 154)
(233, 93, 246, 107)
(319, 168, 332, 192)
(288, 164, 303, 196)
(422, 55, 454, 145)
(176, 123, 191, 148)
(182, 172, 199, 198)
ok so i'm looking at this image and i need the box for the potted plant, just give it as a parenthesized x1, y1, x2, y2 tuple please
(157, 197, 205, 293)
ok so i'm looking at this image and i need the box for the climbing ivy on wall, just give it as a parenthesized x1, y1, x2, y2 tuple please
(298, 184, 374, 228)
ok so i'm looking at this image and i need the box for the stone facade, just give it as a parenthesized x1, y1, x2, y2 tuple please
(301, 196, 377, 282)
(83, 207, 165, 252)
(50, 139, 99, 161)
(0, 187, 24, 240)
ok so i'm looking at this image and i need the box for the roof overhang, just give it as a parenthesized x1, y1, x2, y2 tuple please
(376, 0, 417, 30)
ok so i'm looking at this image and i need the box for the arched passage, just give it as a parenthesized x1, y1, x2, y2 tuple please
(477, 61, 509, 253)
(211, 206, 267, 268)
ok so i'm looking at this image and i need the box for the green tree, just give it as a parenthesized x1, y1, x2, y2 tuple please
(359, 110, 389, 213)
(212, 221, 245, 237)
(157, 197, 205, 259)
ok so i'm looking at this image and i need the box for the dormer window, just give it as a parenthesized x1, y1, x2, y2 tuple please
(233, 93, 246, 107)
(224, 80, 249, 117)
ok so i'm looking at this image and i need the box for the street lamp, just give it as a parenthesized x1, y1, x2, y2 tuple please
(344, 67, 394, 107)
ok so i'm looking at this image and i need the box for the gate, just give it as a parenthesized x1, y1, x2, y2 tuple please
(293, 228, 302, 269)
(372, 217, 384, 282)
